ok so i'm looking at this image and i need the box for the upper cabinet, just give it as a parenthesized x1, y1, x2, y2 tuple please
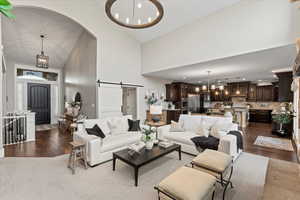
(228, 82, 249, 97)
(166, 84, 179, 102)
(276, 72, 293, 102)
(248, 84, 257, 101)
(166, 81, 283, 103)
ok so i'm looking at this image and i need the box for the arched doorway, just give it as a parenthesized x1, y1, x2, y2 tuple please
(2, 6, 97, 157)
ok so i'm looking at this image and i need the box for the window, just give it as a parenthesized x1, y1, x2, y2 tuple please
(17, 69, 58, 81)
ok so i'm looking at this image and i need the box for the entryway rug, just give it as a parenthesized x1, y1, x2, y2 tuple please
(0, 152, 268, 200)
(36, 124, 58, 131)
(254, 136, 294, 152)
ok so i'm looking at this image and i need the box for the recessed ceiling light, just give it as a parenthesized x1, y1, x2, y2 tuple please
(126, 17, 130, 24)
(258, 80, 262, 82)
(198, 81, 202, 83)
(114, 13, 119, 19)
(242, 78, 246, 81)
(137, 3, 142, 8)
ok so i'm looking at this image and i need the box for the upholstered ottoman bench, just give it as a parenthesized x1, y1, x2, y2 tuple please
(154, 166, 216, 200)
(191, 149, 234, 200)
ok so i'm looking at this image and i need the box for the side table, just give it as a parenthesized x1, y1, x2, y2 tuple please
(68, 141, 88, 174)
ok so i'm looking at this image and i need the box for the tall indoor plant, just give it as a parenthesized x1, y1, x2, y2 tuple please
(272, 111, 293, 136)
(0, 0, 15, 18)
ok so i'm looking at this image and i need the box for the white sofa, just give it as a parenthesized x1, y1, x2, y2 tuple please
(73, 115, 145, 166)
(158, 115, 242, 159)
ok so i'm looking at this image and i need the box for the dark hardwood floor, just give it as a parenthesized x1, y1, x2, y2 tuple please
(243, 122, 298, 163)
(4, 122, 299, 163)
(4, 128, 72, 157)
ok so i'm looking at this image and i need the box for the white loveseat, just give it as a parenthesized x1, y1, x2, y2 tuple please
(73, 115, 145, 166)
(158, 115, 242, 159)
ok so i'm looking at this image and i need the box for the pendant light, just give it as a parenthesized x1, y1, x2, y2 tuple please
(36, 35, 49, 68)
(236, 82, 241, 95)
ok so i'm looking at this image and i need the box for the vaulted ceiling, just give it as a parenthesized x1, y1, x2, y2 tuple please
(102, 0, 242, 42)
(2, 7, 86, 68)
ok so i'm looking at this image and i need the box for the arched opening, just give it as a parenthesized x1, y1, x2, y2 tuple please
(2, 6, 98, 157)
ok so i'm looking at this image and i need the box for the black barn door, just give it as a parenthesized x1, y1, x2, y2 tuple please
(28, 83, 51, 125)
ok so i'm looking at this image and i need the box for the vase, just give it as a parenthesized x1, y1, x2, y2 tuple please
(145, 141, 154, 150)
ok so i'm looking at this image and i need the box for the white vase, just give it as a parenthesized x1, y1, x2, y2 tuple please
(145, 141, 154, 150)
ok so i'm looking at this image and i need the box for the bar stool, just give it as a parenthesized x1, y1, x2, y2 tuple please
(68, 141, 88, 174)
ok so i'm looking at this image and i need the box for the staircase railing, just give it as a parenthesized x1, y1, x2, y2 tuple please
(2, 113, 27, 145)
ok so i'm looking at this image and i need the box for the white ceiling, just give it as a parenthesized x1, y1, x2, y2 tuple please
(103, 0, 242, 42)
(144, 45, 297, 83)
(2, 7, 86, 68)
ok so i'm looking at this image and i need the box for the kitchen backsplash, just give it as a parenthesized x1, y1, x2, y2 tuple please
(211, 101, 291, 111)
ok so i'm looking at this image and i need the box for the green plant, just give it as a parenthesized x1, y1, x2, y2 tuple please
(146, 94, 158, 105)
(272, 113, 292, 125)
(0, 0, 15, 18)
(142, 127, 155, 142)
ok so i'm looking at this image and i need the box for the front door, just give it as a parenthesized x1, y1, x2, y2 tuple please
(28, 83, 51, 125)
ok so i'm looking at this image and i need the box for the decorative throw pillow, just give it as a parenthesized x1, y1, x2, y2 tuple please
(107, 118, 124, 134)
(210, 126, 227, 139)
(195, 122, 210, 137)
(170, 121, 184, 132)
(86, 124, 106, 138)
(128, 119, 141, 131)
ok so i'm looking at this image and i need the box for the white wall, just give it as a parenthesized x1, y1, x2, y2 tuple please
(2, 58, 15, 113)
(142, 0, 300, 74)
(7, 0, 167, 122)
(64, 31, 97, 119)
(0, 16, 3, 158)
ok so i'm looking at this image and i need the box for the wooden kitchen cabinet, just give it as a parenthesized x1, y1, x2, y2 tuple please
(256, 86, 273, 102)
(249, 109, 272, 123)
(263, 86, 273, 101)
(256, 86, 264, 101)
(228, 82, 249, 96)
(166, 84, 179, 102)
(248, 84, 257, 101)
(166, 110, 181, 124)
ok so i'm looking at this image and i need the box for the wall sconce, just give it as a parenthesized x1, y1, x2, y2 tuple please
(211, 84, 216, 90)
(202, 85, 207, 90)
(195, 87, 200, 93)
(225, 90, 229, 95)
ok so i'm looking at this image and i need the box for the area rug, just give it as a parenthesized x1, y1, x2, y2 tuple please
(254, 136, 294, 152)
(36, 124, 58, 132)
(0, 152, 268, 200)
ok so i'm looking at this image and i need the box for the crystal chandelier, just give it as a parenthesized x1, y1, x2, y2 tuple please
(36, 35, 49, 68)
(105, 0, 164, 29)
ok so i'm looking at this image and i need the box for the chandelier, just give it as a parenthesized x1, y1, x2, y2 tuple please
(36, 35, 49, 69)
(105, 0, 164, 29)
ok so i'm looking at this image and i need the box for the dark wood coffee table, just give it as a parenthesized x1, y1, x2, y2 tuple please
(112, 144, 181, 186)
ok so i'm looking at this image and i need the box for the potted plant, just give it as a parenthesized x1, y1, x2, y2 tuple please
(142, 127, 155, 150)
(272, 111, 293, 136)
(0, 0, 15, 18)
